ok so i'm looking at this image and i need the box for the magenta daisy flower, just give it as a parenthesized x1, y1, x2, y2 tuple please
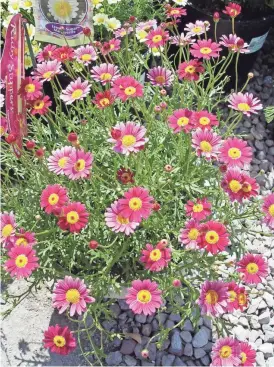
(197, 280, 228, 316)
(111, 76, 143, 102)
(32, 60, 63, 82)
(228, 92, 263, 116)
(239, 342, 256, 367)
(4, 246, 39, 278)
(19, 77, 43, 101)
(192, 128, 222, 160)
(179, 220, 201, 250)
(57, 202, 89, 233)
(60, 78, 91, 105)
(108, 122, 148, 155)
(184, 21, 210, 36)
(90, 63, 120, 85)
(7, 228, 37, 250)
(64, 149, 93, 180)
(262, 193, 274, 229)
(223, 2, 242, 17)
(220, 34, 249, 53)
(40, 184, 68, 215)
(105, 200, 140, 236)
(36, 44, 57, 62)
(43, 325, 76, 355)
(198, 221, 230, 254)
(221, 168, 243, 201)
(237, 254, 268, 284)
(185, 198, 212, 221)
(125, 279, 163, 315)
(30, 95, 52, 115)
(168, 109, 194, 133)
(219, 137, 252, 168)
(74, 45, 97, 65)
(239, 172, 259, 201)
(190, 39, 222, 59)
(140, 243, 171, 272)
(211, 337, 240, 367)
(117, 186, 154, 222)
(194, 110, 219, 129)
(226, 281, 240, 312)
(52, 276, 95, 316)
(147, 66, 174, 87)
(145, 27, 169, 48)
(47, 146, 76, 175)
(177, 60, 205, 81)
(1, 212, 16, 246)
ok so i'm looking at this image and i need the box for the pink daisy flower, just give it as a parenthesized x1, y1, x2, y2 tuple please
(40, 184, 68, 215)
(219, 137, 252, 168)
(220, 34, 249, 53)
(93, 90, 115, 109)
(192, 128, 222, 161)
(114, 27, 133, 38)
(239, 342, 256, 367)
(179, 220, 201, 250)
(177, 59, 205, 81)
(223, 2, 242, 18)
(228, 92, 263, 116)
(33, 60, 63, 82)
(140, 243, 171, 272)
(36, 44, 57, 62)
(1, 212, 16, 246)
(193, 110, 219, 129)
(108, 122, 148, 155)
(170, 32, 194, 47)
(48, 146, 76, 175)
(184, 21, 210, 36)
(52, 276, 95, 316)
(117, 187, 154, 222)
(211, 337, 240, 367)
(166, 7, 187, 19)
(168, 109, 194, 134)
(185, 198, 212, 221)
(136, 20, 157, 32)
(190, 39, 222, 59)
(147, 66, 174, 87)
(52, 46, 75, 62)
(111, 76, 143, 102)
(30, 95, 52, 115)
(90, 63, 120, 85)
(7, 228, 37, 250)
(262, 193, 274, 229)
(64, 149, 93, 180)
(198, 280, 228, 316)
(125, 279, 163, 315)
(108, 38, 121, 52)
(145, 27, 169, 48)
(198, 220, 230, 254)
(221, 168, 243, 201)
(4, 246, 39, 279)
(57, 202, 89, 233)
(43, 325, 76, 355)
(240, 172, 259, 201)
(60, 78, 91, 105)
(19, 77, 43, 101)
(0, 116, 7, 136)
(105, 200, 140, 236)
(74, 45, 97, 65)
(237, 254, 268, 284)
(226, 281, 240, 312)
(237, 286, 249, 311)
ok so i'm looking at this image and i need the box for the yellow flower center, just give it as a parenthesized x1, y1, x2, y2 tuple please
(220, 346, 232, 359)
(177, 117, 189, 126)
(48, 193, 59, 205)
(25, 83, 35, 93)
(53, 1, 72, 19)
(99, 98, 110, 107)
(268, 204, 274, 217)
(117, 215, 130, 224)
(15, 254, 28, 268)
(74, 159, 86, 172)
(122, 134, 136, 147)
(242, 182, 252, 192)
(58, 157, 68, 168)
(229, 179, 242, 193)
(152, 35, 163, 43)
(199, 117, 210, 126)
(138, 30, 147, 39)
(188, 228, 199, 240)
(241, 352, 247, 363)
(24, 1, 32, 7)
(200, 141, 212, 152)
(228, 290, 237, 302)
(193, 26, 202, 33)
(124, 87, 136, 96)
(193, 203, 203, 213)
(66, 211, 79, 224)
(238, 292, 247, 306)
(33, 100, 45, 109)
(137, 290, 152, 303)
(185, 65, 196, 74)
(129, 197, 142, 211)
(100, 73, 112, 81)
(155, 75, 166, 84)
(81, 54, 92, 61)
(15, 237, 28, 246)
(71, 89, 83, 99)
(200, 47, 212, 54)
(246, 262, 259, 274)
(66, 288, 80, 304)
(149, 249, 162, 261)
(43, 71, 54, 79)
(0, 126, 5, 136)
(53, 335, 66, 348)
(237, 103, 250, 112)
(2, 224, 13, 238)
(170, 9, 180, 15)
(205, 230, 219, 244)
(228, 147, 241, 159)
(205, 290, 218, 305)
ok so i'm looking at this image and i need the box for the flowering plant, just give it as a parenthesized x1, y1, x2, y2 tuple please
(1, 1, 273, 366)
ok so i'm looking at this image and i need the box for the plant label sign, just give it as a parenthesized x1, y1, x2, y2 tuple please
(248, 31, 269, 54)
(33, 0, 94, 46)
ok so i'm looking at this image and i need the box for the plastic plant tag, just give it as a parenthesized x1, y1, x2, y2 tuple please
(248, 31, 269, 54)
(33, 0, 94, 46)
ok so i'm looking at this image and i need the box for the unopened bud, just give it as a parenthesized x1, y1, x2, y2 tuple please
(248, 72, 254, 79)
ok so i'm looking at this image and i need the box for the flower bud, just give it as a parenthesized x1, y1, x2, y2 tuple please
(111, 128, 121, 139)
(35, 215, 41, 221)
(83, 27, 91, 36)
(124, 22, 130, 29)
(165, 164, 173, 172)
(35, 148, 45, 158)
(158, 239, 168, 248)
(81, 119, 88, 125)
(129, 16, 136, 23)
(204, 21, 210, 27)
(219, 164, 227, 173)
(236, 38, 245, 47)
(154, 105, 161, 113)
(89, 240, 99, 249)
(152, 201, 161, 211)
(248, 72, 254, 79)
(67, 132, 78, 143)
(141, 349, 149, 359)
(5, 133, 17, 144)
(160, 89, 167, 96)
(213, 12, 220, 22)
(26, 140, 36, 150)
(172, 279, 182, 287)
(160, 102, 167, 110)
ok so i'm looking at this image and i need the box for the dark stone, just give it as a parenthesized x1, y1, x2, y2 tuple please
(169, 313, 181, 323)
(148, 343, 157, 361)
(120, 339, 137, 355)
(162, 354, 176, 366)
(165, 320, 175, 329)
(183, 343, 193, 357)
(105, 351, 123, 366)
(169, 330, 184, 356)
(135, 314, 147, 324)
(110, 303, 121, 317)
(174, 357, 187, 366)
(157, 313, 168, 325)
(118, 299, 129, 310)
(142, 324, 152, 337)
(151, 319, 159, 332)
(102, 320, 117, 331)
(124, 355, 137, 366)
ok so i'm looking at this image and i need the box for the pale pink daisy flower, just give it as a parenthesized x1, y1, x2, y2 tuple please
(197, 280, 228, 316)
(192, 129, 222, 160)
(64, 149, 93, 180)
(228, 92, 263, 116)
(1, 212, 17, 246)
(147, 66, 174, 87)
(60, 78, 91, 105)
(184, 21, 210, 36)
(108, 122, 148, 155)
(211, 337, 241, 367)
(136, 20, 157, 32)
(90, 63, 121, 85)
(52, 276, 95, 317)
(262, 193, 274, 229)
(170, 32, 194, 46)
(4, 246, 39, 279)
(179, 220, 201, 250)
(114, 27, 133, 38)
(32, 60, 63, 82)
(125, 279, 163, 315)
(219, 137, 252, 168)
(47, 146, 76, 175)
(105, 200, 140, 235)
(74, 45, 97, 65)
(220, 34, 250, 53)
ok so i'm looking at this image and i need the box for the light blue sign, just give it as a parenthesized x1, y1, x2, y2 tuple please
(248, 31, 269, 53)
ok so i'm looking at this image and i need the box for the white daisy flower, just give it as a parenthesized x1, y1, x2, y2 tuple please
(8, 0, 21, 14)
(48, 0, 79, 23)
(105, 17, 121, 31)
(21, 0, 33, 10)
(93, 13, 109, 26)
(173, 0, 188, 5)
(91, 0, 103, 8)
(107, 0, 122, 4)
(25, 23, 35, 40)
